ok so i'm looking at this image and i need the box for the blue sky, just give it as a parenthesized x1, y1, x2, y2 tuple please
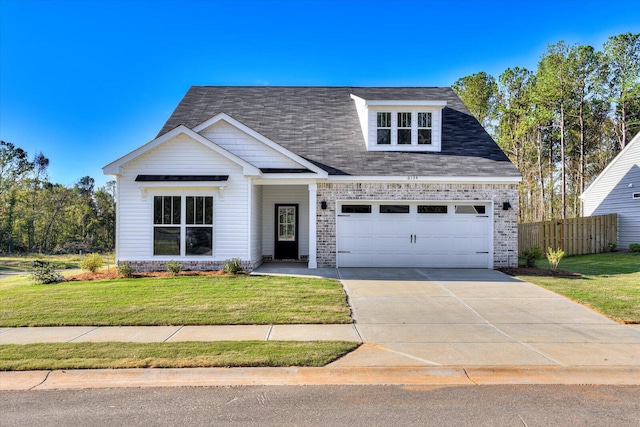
(1, 0, 639, 188)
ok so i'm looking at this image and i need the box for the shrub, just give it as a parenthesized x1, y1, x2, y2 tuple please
(79, 253, 104, 273)
(630, 243, 640, 253)
(606, 242, 617, 252)
(117, 262, 134, 278)
(546, 247, 565, 272)
(31, 260, 62, 284)
(165, 260, 182, 275)
(522, 246, 543, 267)
(223, 258, 242, 274)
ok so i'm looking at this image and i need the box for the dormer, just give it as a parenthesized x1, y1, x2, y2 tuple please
(351, 94, 446, 152)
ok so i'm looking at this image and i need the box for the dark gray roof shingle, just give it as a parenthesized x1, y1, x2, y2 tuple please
(158, 86, 520, 178)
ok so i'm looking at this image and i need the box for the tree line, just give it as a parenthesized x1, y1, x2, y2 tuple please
(452, 32, 639, 223)
(0, 141, 115, 254)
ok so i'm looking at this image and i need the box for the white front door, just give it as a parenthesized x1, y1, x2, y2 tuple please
(337, 202, 492, 268)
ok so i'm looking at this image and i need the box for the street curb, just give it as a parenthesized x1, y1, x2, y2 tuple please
(2, 366, 640, 391)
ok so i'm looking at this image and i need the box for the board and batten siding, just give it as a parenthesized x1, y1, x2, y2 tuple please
(116, 134, 250, 262)
(199, 121, 303, 169)
(583, 135, 640, 249)
(261, 185, 309, 258)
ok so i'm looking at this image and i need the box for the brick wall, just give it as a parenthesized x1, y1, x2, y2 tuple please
(123, 259, 261, 273)
(316, 182, 519, 268)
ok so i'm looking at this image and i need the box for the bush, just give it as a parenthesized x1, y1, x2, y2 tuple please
(117, 262, 134, 278)
(79, 253, 104, 273)
(630, 243, 640, 253)
(606, 242, 617, 252)
(522, 246, 543, 267)
(31, 260, 62, 284)
(546, 247, 565, 271)
(223, 258, 242, 274)
(165, 260, 182, 275)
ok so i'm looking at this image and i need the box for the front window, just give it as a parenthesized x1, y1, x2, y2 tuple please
(154, 196, 213, 256)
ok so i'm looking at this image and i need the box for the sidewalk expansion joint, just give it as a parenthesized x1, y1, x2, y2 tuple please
(265, 325, 274, 340)
(69, 326, 100, 342)
(163, 326, 183, 342)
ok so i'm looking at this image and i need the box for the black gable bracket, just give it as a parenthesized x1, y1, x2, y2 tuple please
(135, 175, 229, 182)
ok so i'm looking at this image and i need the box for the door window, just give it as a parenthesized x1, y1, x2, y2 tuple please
(278, 206, 296, 241)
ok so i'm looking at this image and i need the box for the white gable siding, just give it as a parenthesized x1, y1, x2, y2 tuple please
(116, 134, 250, 261)
(583, 138, 640, 248)
(200, 121, 303, 169)
(261, 186, 309, 258)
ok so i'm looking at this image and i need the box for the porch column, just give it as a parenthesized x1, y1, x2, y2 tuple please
(308, 183, 318, 269)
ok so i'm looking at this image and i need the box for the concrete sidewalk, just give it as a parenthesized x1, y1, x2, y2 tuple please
(0, 324, 361, 344)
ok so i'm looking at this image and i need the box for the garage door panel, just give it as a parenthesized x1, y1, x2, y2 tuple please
(337, 202, 491, 268)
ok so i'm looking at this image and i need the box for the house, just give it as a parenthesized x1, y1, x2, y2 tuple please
(580, 131, 640, 249)
(103, 86, 521, 271)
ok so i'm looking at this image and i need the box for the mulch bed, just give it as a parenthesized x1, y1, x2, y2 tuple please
(64, 270, 241, 282)
(497, 267, 582, 277)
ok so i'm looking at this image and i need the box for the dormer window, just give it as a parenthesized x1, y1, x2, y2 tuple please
(350, 94, 445, 152)
(418, 112, 432, 145)
(374, 111, 435, 147)
(376, 112, 391, 145)
(397, 112, 412, 144)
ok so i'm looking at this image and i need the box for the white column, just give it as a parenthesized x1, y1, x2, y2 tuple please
(308, 183, 318, 269)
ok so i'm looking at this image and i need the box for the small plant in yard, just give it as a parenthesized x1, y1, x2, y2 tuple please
(522, 246, 543, 267)
(31, 260, 62, 284)
(117, 262, 134, 278)
(79, 253, 103, 273)
(606, 242, 617, 252)
(546, 247, 565, 271)
(165, 260, 182, 275)
(630, 243, 640, 253)
(223, 258, 242, 274)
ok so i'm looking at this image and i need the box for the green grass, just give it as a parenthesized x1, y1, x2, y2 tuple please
(0, 341, 360, 371)
(516, 252, 640, 324)
(0, 275, 353, 326)
(0, 253, 115, 271)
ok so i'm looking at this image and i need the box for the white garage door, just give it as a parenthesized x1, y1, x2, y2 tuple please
(337, 202, 492, 268)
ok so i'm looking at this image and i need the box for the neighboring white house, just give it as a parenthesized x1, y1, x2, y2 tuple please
(103, 87, 521, 271)
(581, 131, 640, 249)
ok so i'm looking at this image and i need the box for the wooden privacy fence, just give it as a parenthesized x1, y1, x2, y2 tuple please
(518, 214, 618, 256)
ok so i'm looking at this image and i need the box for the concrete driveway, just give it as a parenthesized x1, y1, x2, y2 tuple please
(332, 268, 640, 368)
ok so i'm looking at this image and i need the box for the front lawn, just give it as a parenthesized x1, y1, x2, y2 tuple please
(0, 275, 352, 326)
(514, 252, 640, 324)
(0, 341, 359, 371)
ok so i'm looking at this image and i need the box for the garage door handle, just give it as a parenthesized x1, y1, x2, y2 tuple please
(476, 251, 489, 254)
(338, 251, 351, 254)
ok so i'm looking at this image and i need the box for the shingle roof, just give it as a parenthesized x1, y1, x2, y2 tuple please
(158, 86, 520, 178)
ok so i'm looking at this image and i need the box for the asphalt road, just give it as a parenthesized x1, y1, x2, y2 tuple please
(2, 385, 640, 426)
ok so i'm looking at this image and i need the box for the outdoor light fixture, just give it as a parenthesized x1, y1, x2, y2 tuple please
(321, 201, 327, 210)
(502, 202, 511, 210)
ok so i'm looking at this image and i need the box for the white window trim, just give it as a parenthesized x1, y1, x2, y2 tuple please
(152, 195, 215, 258)
(368, 107, 442, 152)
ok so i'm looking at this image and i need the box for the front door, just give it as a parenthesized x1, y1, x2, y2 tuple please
(274, 204, 298, 260)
